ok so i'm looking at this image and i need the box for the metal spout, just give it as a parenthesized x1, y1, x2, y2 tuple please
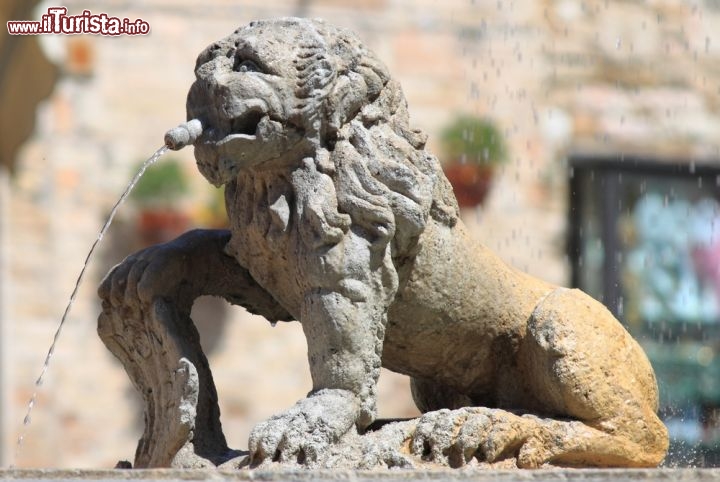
(164, 119, 203, 150)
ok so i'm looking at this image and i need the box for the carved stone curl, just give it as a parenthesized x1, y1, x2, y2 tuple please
(98, 18, 669, 469)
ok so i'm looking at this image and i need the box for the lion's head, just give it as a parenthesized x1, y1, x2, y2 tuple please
(188, 18, 458, 258)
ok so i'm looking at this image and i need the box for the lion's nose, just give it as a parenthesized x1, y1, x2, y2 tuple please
(164, 119, 203, 150)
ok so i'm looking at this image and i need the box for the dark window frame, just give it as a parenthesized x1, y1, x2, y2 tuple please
(568, 154, 720, 317)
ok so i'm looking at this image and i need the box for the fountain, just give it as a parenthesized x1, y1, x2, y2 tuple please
(95, 18, 668, 470)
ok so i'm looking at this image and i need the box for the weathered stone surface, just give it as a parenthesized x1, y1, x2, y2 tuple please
(98, 18, 668, 470)
(4, 468, 720, 482)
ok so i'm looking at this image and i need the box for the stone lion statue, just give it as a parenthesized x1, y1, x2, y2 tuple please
(98, 17, 668, 469)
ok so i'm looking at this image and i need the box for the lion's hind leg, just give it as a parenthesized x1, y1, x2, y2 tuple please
(405, 403, 666, 468)
(516, 287, 669, 467)
(407, 286, 668, 468)
(407, 406, 532, 467)
(516, 415, 666, 468)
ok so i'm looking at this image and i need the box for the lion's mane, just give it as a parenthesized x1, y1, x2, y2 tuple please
(280, 18, 459, 263)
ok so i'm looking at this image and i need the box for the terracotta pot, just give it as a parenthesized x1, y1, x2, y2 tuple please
(442, 163, 495, 208)
(137, 209, 190, 246)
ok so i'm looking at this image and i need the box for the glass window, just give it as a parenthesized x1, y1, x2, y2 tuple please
(569, 156, 720, 466)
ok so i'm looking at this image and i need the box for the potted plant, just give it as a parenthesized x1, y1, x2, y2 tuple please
(129, 157, 192, 246)
(440, 115, 508, 208)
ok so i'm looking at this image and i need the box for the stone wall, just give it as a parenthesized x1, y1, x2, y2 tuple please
(4, 0, 720, 468)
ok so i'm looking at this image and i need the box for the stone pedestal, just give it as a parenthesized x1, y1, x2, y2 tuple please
(1, 469, 720, 482)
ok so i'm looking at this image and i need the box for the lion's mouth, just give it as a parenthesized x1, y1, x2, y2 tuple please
(229, 109, 265, 138)
(193, 102, 303, 186)
(214, 110, 269, 152)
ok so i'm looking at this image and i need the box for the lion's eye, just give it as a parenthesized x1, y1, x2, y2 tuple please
(235, 59, 260, 73)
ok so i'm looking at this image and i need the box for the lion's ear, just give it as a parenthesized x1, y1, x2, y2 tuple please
(356, 56, 389, 98)
(325, 71, 368, 133)
(325, 55, 390, 134)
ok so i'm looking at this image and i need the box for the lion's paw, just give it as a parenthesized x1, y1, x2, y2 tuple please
(248, 389, 360, 467)
(410, 408, 535, 467)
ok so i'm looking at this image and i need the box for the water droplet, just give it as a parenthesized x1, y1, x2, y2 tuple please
(270, 321, 277, 328)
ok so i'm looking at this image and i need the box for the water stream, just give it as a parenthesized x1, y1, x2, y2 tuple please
(12, 145, 169, 467)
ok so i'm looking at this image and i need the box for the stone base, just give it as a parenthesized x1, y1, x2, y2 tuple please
(1, 469, 720, 482)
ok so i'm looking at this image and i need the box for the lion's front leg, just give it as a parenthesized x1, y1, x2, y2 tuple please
(98, 229, 234, 467)
(98, 229, 291, 467)
(248, 224, 397, 467)
(248, 289, 389, 467)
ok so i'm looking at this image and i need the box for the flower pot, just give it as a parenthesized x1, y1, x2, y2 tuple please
(137, 209, 190, 246)
(443, 163, 495, 208)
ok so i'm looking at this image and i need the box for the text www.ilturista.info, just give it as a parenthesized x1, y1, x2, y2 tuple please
(7, 7, 150, 36)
